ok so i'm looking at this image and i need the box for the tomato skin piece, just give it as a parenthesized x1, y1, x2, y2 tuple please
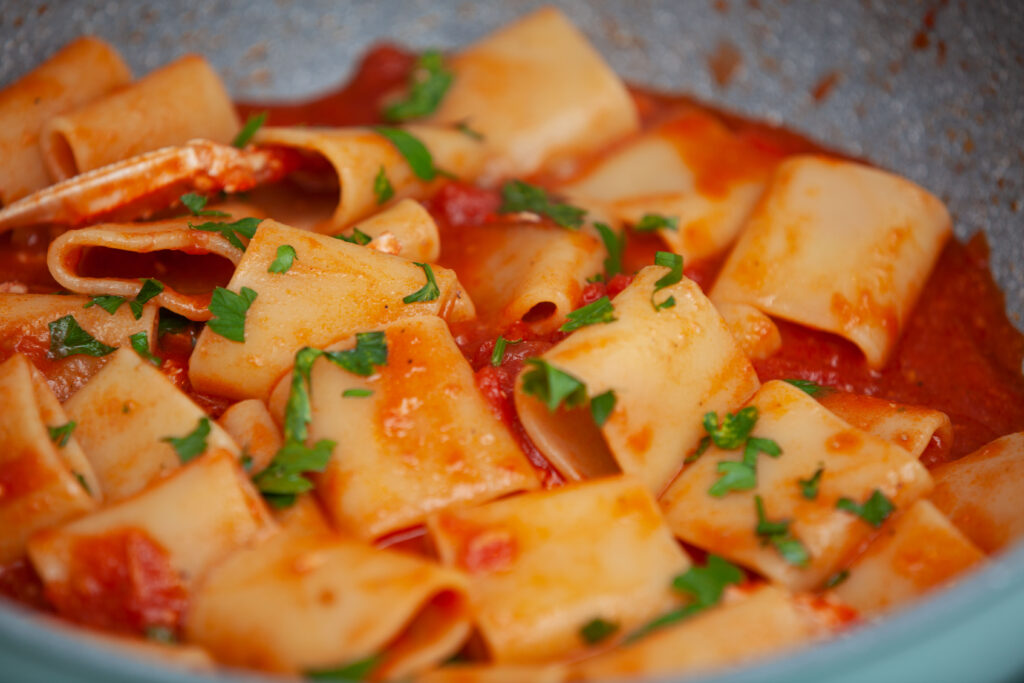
(44, 528, 188, 636)
(428, 181, 502, 228)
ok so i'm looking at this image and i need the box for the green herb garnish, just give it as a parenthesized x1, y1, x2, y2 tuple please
(161, 417, 210, 463)
(837, 489, 895, 528)
(520, 359, 587, 412)
(268, 245, 297, 274)
(634, 213, 679, 233)
(798, 466, 824, 500)
(580, 617, 620, 645)
(207, 286, 258, 343)
(498, 180, 586, 229)
(490, 335, 523, 367)
(754, 495, 810, 567)
(190, 217, 262, 251)
(383, 50, 453, 122)
(651, 251, 683, 310)
(374, 127, 444, 181)
(334, 228, 373, 246)
(589, 390, 617, 427)
(402, 262, 440, 303)
(47, 421, 76, 448)
(373, 166, 394, 205)
(48, 315, 117, 359)
(232, 111, 267, 148)
(594, 222, 625, 278)
(783, 378, 833, 397)
(180, 193, 228, 218)
(560, 296, 616, 333)
(129, 331, 162, 367)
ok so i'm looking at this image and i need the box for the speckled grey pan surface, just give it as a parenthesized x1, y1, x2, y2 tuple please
(0, 1, 1023, 682)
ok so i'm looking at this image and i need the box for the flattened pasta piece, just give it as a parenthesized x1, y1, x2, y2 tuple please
(0, 37, 130, 203)
(833, 500, 984, 616)
(416, 664, 566, 683)
(217, 399, 281, 476)
(929, 432, 1024, 553)
(63, 348, 239, 501)
(253, 125, 484, 232)
(28, 450, 275, 596)
(558, 109, 783, 260)
(310, 316, 539, 540)
(817, 391, 953, 463)
(427, 475, 690, 664)
(345, 198, 441, 261)
(569, 585, 827, 680)
(515, 266, 759, 493)
(186, 531, 471, 678)
(41, 55, 240, 180)
(711, 155, 952, 368)
(440, 220, 604, 333)
(428, 7, 639, 181)
(47, 218, 248, 321)
(0, 354, 97, 563)
(188, 220, 474, 401)
(660, 380, 933, 592)
(0, 293, 156, 401)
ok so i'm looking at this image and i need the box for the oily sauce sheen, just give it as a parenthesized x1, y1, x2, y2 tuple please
(3, 43, 1024, 607)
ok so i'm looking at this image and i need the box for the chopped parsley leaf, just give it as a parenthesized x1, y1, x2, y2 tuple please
(402, 262, 440, 303)
(383, 50, 453, 122)
(232, 111, 267, 148)
(157, 311, 190, 338)
(342, 388, 374, 398)
(672, 554, 744, 608)
(685, 436, 712, 464)
(373, 166, 394, 205)
(48, 315, 117, 359)
(580, 617, 619, 645)
(161, 417, 210, 463)
(703, 406, 758, 449)
(129, 278, 165, 319)
(744, 436, 781, 461)
(708, 458, 757, 497)
(253, 438, 335, 499)
(189, 216, 262, 251)
(84, 295, 125, 315)
(129, 331, 162, 367)
(629, 555, 743, 642)
(373, 127, 443, 181)
(560, 296, 616, 333)
(651, 251, 683, 310)
(268, 244, 297, 274)
(334, 228, 373, 245)
(521, 359, 587, 412)
(783, 378, 833, 397)
(590, 389, 617, 427)
(490, 335, 522, 367)
(754, 495, 810, 567)
(798, 466, 824, 500)
(180, 192, 228, 218)
(307, 654, 380, 681)
(207, 286, 258, 343)
(47, 421, 76, 448)
(594, 222, 625, 278)
(837, 489, 895, 528)
(322, 332, 389, 377)
(824, 569, 850, 589)
(498, 180, 586, 229)
(634, 213, 679, 233)
(455, 120, 484, 141)
(74, 472, 91, 494)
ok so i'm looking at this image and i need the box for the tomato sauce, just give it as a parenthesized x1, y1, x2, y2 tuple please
(43, 528, 187, 636)
(2, 40, 1024, 630)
